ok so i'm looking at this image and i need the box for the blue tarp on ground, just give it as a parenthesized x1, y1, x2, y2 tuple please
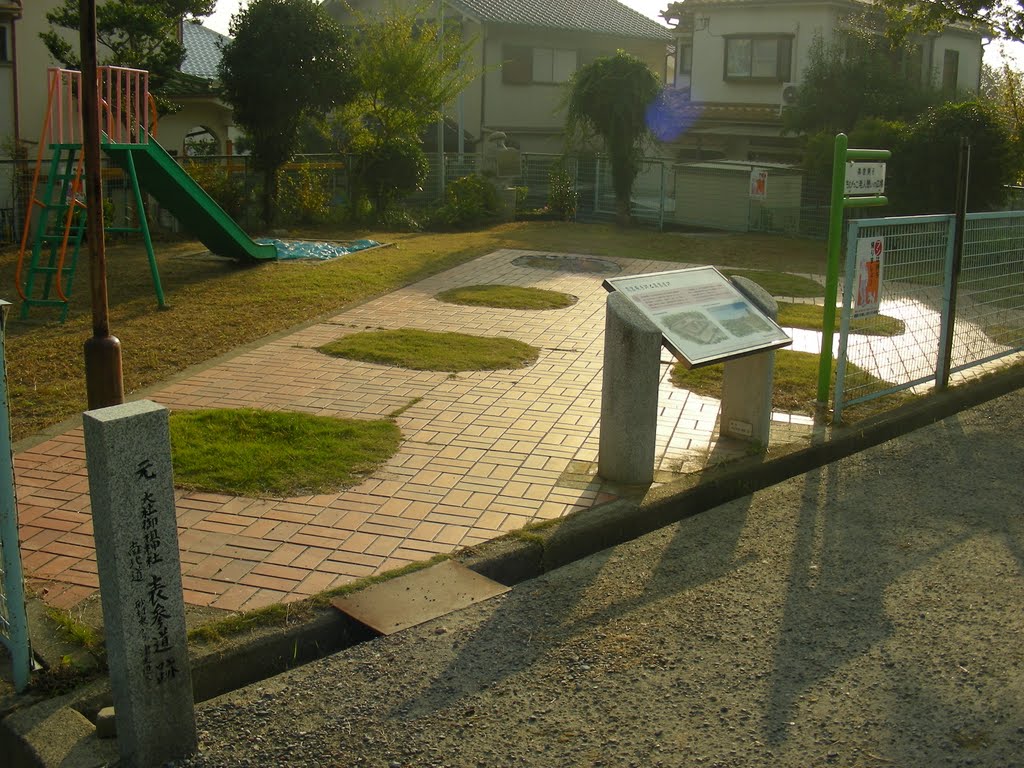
(256, 238, 382, 261)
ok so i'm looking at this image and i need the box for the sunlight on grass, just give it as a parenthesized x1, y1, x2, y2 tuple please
(169, 408, 401, 497)
(777, 302, 906, 336)
(670, 350, 916, 418)
(723, 269, 825, 298)
(436, 284, 576, 310)
(319, 329, 539, 371)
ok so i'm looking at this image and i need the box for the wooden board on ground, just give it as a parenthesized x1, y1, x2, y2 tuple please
(330, 561, 510, 635)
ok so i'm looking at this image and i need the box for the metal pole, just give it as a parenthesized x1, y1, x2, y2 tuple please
(436, 0, 445, 200)
(937, 136, 971, 390)
(816, 132, 848, 406)
(80, 0, 124, 409)
(0, 300, 31, 692)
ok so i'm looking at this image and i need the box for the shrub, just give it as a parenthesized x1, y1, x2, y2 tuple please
(431, 174, 500, 229)
(379, 206, 423, 231)
(276, 163, 332, 225)
(353, 137, 430, 218)
(184, 159, 250, 220)
(546, 161, 577, 220)
(897, 101, 1017, 213)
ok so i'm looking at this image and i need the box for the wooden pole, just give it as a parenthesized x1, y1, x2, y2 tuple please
(80, 0, 124, 409)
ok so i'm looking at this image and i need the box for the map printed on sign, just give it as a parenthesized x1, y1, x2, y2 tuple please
(603, 267, 791, 368)
(845, 162, 886, 195)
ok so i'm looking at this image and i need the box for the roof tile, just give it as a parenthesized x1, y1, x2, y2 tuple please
(181, 21, 230, 80)
(450, 0, 672, 40)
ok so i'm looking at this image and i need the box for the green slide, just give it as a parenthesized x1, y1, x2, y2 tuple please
(102, 139, 277, 261)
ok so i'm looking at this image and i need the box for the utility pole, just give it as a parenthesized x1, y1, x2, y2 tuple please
(80, 0, 124, 409)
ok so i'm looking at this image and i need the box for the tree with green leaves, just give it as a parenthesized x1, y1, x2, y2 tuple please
(41, 0, 214, 94)
(566, 51, 660, 225)
(875, 0, 1023, 43)
(329, 2, 475, 217)
(783, 34, 940, 136)
(218, 0, 358, 227)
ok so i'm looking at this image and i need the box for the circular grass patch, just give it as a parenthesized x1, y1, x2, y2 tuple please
(436, 284, 577, 310)
(319, 329, 539, 371)
(169, 408, 401, 497)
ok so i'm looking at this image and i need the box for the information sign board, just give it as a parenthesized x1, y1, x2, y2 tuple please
(845, 162, 886, 195)
(603, 267, 791, 368)
(854, 236, 884, 318)
(749, 168, 768, 200)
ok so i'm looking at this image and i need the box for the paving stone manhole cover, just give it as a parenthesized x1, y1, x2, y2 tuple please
(512, 253, 621, 274)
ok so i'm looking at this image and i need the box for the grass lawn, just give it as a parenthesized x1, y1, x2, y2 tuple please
(670, 350, 916, 417)
(169, 408, 401, 497)
(2, 222, 825, 441)
(777, 302, 906, 336)
(723, 269, 824, 298)
(436, 284, 576, 310)
(319, 329, 539, 371)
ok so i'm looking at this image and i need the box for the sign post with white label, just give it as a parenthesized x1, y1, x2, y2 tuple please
(817, 136, 891, 406)
(845, 162, 886, 196)
(603, 266, 791, 368)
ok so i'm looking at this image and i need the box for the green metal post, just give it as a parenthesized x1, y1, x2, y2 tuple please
(0, 300, 32, 692)
(816, 133, 849, 406)
(122, 149, 167, 308)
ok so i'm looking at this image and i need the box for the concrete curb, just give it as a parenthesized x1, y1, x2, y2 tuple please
(3, 363, 1022, 766)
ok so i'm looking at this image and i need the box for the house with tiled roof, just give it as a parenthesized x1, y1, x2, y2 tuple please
(156, 21, 235, 157)
(661, 0, 985, 163)
(324, 0, 674, 153)
(3, 1, 233, 160)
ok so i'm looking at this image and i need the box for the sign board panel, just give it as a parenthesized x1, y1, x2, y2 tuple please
(845, 162, 886, 195)
(749, 168, 768, 200)
(603, 267, 791, 368)
(854, 236, 884, 318)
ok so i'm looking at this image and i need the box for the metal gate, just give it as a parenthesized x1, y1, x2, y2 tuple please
(834, 212, 1024, 421)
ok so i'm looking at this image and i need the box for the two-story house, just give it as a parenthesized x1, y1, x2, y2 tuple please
(0, 1, 234, 241)
(663, 0, 985, 163)
(324, 0, 673, 154)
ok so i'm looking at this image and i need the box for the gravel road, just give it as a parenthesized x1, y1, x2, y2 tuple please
(178, 390, 1024, 768)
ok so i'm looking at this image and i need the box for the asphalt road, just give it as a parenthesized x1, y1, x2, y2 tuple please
(178, 389, 1024, 768)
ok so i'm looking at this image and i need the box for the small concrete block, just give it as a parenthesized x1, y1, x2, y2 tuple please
(95, 706, 117, 739)
(4, 703, 95, 767)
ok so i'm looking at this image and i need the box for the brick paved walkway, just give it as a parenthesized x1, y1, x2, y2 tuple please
(14, 249, 813, 614)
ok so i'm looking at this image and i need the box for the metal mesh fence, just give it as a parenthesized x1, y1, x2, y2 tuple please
(5, 151, 1023, 247)
(951, 212, 1024, 374)
(834, 211, 1024, 420)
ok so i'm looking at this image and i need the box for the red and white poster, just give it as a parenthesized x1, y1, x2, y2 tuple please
(854, 236, 884, 318)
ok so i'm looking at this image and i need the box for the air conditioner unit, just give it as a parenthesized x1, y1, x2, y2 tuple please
(780, 82, 800, 105)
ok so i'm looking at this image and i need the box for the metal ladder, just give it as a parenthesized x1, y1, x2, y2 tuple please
(16, 144, 87, 322)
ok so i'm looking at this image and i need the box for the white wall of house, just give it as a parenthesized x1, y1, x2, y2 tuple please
(683, 1, 982, 107)
(687, 4, 838, 104)
(482, 24, 666, 153)
(15, 0, 71, 149)
(156, 98, 233, 157)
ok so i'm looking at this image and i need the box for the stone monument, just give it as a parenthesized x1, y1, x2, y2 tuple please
(598, 292, 662, 485)
(83, 399, 196, 768)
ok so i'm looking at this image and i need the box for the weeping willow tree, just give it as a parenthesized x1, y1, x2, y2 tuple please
(566, 51, 661, 225)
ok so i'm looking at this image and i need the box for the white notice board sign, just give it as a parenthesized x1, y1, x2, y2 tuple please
(845, 162, 886, 195)
(603, 267, 792, 368)
(854, 237, 884, 318)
